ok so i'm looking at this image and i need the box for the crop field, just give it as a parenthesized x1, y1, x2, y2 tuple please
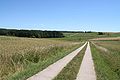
(0, 36, 83, 80)
(91, 40, 120, 80)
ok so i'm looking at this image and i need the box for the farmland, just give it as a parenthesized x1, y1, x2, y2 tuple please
(0, 36, 83, 80)
(56, 32, 120, 41)
(1, 0, 120, 79)
(0, 32, 120, 80)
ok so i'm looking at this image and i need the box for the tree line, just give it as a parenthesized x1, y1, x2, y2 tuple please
(0, 29, 64, 38)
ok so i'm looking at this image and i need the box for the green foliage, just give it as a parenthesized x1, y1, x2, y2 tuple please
(0, 29, 64, 38)
(98, 32, 104, 35)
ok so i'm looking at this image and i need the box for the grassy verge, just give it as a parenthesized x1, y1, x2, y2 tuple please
(90, 43, 120, 80)
(53, 44, 87, 80)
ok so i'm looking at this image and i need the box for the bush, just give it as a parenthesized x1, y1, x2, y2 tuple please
(98, 32, 104, 35)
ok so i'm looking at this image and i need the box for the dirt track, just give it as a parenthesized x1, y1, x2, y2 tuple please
(76, 42, 96, 80)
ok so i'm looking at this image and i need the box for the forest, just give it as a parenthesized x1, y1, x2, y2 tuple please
(0, 29, 64, 38)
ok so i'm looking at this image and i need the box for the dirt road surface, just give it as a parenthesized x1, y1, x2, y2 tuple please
(76, 42, 96, 80)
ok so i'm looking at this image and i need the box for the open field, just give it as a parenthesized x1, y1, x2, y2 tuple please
(0, 32, 120, 80)
(0, 36, 83, 80)
(54, 32, 120, 41)
(1, 0, 120, 79)
(91, 40, 120, 80)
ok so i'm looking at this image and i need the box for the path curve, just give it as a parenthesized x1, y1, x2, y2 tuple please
(76, 42, 96, 80)
(27, 42, 87, 80)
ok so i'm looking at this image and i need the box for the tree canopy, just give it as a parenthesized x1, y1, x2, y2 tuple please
(0, 29, 64, 38)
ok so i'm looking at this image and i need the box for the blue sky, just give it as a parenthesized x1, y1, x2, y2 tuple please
(0, 0, 120, 32)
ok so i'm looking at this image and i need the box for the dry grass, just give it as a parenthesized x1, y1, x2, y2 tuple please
(0, 36, 81, 80)
(91, 37, 120, 41)
(91, 40, 120, 80)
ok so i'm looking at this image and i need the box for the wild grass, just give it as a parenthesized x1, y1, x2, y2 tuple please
(91, 41, 120, 80)
(0, 36, 83, 80)
(93, 40, 120, 52)
(53, 44, 87, 80)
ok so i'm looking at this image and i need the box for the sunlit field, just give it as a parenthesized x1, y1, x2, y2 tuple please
(0, 36, 83, 80)
(0, 32, 120, 80)
(91, 40, 120, 80)
(56, 32, 120, 41)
